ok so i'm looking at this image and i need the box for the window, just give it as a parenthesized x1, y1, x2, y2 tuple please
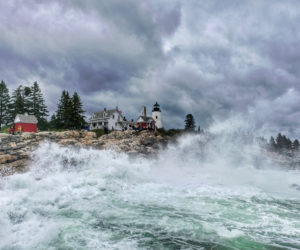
(112, 115, 115, 119)
(93, 123, 96, 127)
(156, 116, 158, 119)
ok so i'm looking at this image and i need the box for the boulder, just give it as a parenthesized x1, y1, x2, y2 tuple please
(21, 133, 36, 140)
(0, 154, 17, 164)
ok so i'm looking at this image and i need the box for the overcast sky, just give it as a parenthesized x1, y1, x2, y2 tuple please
(1, 0, 300, 135)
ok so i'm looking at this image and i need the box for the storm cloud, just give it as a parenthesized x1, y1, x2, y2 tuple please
(1, 0, 300, 135)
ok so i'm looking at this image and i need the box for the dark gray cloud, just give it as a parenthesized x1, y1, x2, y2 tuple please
(1, 0, 300, 136)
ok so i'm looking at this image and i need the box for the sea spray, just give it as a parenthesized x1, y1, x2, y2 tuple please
(0, 132, 300, 249)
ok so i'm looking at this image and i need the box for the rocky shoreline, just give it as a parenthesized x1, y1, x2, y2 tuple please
(0, 130, 169, 176)
(2, 130, 299, 177)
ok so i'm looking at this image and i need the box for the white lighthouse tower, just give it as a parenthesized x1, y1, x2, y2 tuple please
(152, 102, 163, 129)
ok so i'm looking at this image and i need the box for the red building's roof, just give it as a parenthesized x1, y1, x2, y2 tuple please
(14, 114, 38, 124)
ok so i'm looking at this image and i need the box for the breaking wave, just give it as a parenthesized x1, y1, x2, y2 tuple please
(0, 131, 300, 249)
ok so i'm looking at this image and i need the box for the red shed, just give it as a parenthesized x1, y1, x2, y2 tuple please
(14, 114, 38, 133)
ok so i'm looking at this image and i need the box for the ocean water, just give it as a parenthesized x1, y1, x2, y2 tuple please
(0, 133, 300, 249)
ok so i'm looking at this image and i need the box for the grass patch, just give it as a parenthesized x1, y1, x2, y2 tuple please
(0, 126, 9, 134)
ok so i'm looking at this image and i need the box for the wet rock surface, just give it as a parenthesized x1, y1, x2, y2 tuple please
(0, 131, 169, 176)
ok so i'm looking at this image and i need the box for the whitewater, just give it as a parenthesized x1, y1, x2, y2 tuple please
(0, 132, 300, 249)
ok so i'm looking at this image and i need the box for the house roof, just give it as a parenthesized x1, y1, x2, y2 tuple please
(137, 116, 155, 123)
(90, 109, 123, 120)
(15, 114, 38, 124)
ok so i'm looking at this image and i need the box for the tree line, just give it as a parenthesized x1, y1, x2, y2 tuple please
(268, 133, 299, 152)
(0, 80, 85, 130)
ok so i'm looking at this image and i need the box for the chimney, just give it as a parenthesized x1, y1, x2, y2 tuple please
(143, 106, 147, 117)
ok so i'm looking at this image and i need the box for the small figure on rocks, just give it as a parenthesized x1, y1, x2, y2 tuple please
(9, 126, 14, 135)
(17, 125, 23, 135)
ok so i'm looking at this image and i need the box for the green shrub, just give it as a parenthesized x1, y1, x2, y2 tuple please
(156, 128, 182, 137)
(92, 128, 110, 138)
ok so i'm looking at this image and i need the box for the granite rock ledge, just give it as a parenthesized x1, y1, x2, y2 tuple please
(0, 130, 168, 176)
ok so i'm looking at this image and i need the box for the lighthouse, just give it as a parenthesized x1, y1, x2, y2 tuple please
(152, 102, 163, 129)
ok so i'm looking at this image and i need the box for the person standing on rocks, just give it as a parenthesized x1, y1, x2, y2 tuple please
(17, 125, 22, 135)
(9, 126, 14, 135)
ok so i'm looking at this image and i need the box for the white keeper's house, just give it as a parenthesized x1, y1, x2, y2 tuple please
(89, 107, 126, 131)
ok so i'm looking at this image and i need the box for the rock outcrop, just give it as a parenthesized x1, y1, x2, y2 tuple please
(0, 130, 168, 176)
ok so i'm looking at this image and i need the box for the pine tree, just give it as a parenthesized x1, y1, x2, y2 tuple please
(55, 90, 86, 130)
(65, 95, 73, 129)
(293, 139, 299, 151)
(23, 86, 32, 112)
(9, 86, 25, 121)
(56, 90, 73, 129)
(29, 82, 48, 129)
(49, 113, 58, 129)
(286, 137, 292, 150)
(56, 90, 67, 128)
(71, 92, 85, 129)
(184, 114, 196, 132)
(0, 80, 11, 128)
(279, 135, 292, 150)
(269, 136, 276, 150)
(276, 133, 283, 150)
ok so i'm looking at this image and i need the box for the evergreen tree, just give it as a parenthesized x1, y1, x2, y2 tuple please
(293, 139, 299, 151)
(49, 113, 58, 130)
(29, 82, 49, 129)
(279, 135, 292, 150)
(56, 90, 72, 129)
(65, 94, 73, 129)
(0, 80, 11, 128)
(71, 92, 85, 129)
(23, 86, 32, 112)
(9, 86, 25, 122)
(56, 90, 67, 128)
(285, 137, 292, 150)
(184, 114, 196, 132)
(269, 136, 276, 150)
(55, 90, 86, 130)
(276, 133, 283, 150)
(268, 133, 300, 153)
